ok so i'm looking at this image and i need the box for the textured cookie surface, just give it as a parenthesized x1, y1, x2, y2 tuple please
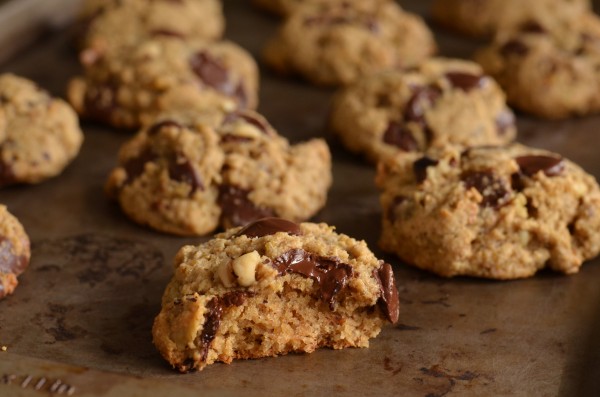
(0, 74, 84, 187)
(0, 205, 30, 299)
(432, 0, 590, 38)
(68, 38, 258, 129)
(106, 110, 332, 235)
(475, 9, 600, 119)
(79, 0, 224, 62)
(377, 144, 600, 279)
(263, 1, 436, 86)
(252, 0, 386, 17)
(330, 58, 516, 163)
(152, 218, 400, 371)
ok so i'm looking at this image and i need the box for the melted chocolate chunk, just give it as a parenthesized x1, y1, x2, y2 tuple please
(495, 110, 515, 136)
(147, 120, 183, 136)
(500, 40, 529, 57)
(404, 86, 441, 125)
(273, 249, 353, 310)
(235, 217, 303, 238)
(462, 170, 511, 208)
(413, 156, 439, 184)
(168, 158, 204, 192)
(515, 155, 565, 177)
(223, 112, 272, 136)
(218, 185, 276, 227)
(382, 122, 418, 151)
(0, 237, 28, 279)
(123, 148, 157, 184)
(444, 72, 486, 92)
(519, 21, 546, 34)
(197, 291, 248, 363)
(190, 52, 234, 95)
(84, 85, 118, 123)
(373, 263, 399, 324)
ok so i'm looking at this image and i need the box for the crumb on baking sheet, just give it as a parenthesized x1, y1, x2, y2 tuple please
(1, 346, 7, 352)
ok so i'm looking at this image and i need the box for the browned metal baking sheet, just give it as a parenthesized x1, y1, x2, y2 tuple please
(1, 1, 600, 396)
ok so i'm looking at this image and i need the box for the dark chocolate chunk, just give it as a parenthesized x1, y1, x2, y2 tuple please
(223, 111, 272, 136)
(387, 196, 407, 224)
(382, 122, 418, 151)
(0, 237, 28, 276)
(500, 40, 529, 57)
(190, 51, 233, 95)
(196, 291, 248, 363)
(413, 156, 439, 184)
(218, 185, 276, 227)
(220, 134, 253, 144)
(495, 110, 515, 136)
(123, 148, 157, 183)
(235, 217, 303, 238)
(404, 86, 441, 125)
(373, 262, 400, 324)
(273, 249, 353, 310)
(515, 155, 565, 177)
(147, 120, 183, 136)
(233, 83, 248, 108)
(519, 21, 546, 34)
(462, 170, 511, 208)
(168, 158, 204, 192)
(83, 85, 118, 123)
(444, 72, 487, 92)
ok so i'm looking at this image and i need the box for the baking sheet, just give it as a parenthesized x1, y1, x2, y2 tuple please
(1, 0, 600, 396)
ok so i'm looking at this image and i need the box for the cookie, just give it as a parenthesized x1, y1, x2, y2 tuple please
(152, 217, 400, 372)
(0, 74, 84, 187)
(431, 0, 590, 38)
(106, 110, 332, 235)
(252, 0, 385, 17)
(474, 10, 600, 119)
(79, 0, 224, 63)
(263, 1, 436, 86)
(0, 205, 30, 299)
(68, 37, 258, 129)
(377, 144, 600, 279)
(329, 58, 516, 163)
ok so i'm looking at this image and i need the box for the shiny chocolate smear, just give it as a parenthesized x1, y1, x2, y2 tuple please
(404, 86, 441, 125)
(413, 156, 439, 184)
(273, 249, 353, 310)
(223, 112, 272, 136)
(382, 122, 418, 151)
(123, 148, 157, 184)
(218, 185, 276, 227)
(445, 72, 486, 92)
(168, 158, 204, 192)
(196, 291, 248, 364)
(235, 217, 303, 238)
(495, 110, 515, 136)
(0, 237, 28, 276)
(190, 52, 233, 95)
(462, 170, 511, 208)
(515, 155, 565, 177)
(147, 120, 183, 136)
(373, 262, 400, 324)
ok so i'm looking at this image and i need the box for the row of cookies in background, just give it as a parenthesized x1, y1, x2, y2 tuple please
(248, 0, 600, 279)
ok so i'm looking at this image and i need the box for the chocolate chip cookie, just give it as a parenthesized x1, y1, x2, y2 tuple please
(0, 74, 84, 187)
(475, 9, 600, 119)
(0, 205, 30, 299)
(153, 217, 399, 372)
(68, 37, 258, 129)
(79, 0, 224, 63)
(106, 110, 332, 235)
(377, 144, 600, 279)
(263, 1, 436, 86)
(330, 58, 516, 163)
(432, 0, 590, 38)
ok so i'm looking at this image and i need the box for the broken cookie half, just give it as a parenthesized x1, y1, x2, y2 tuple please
(152, 217, 399, 372)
